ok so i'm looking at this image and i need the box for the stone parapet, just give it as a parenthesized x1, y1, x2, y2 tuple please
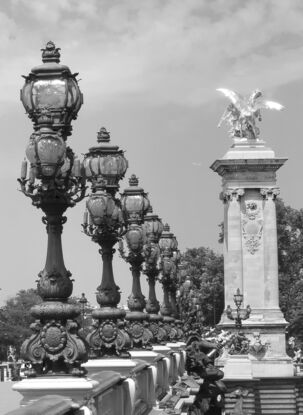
(8, 348, 187, 415)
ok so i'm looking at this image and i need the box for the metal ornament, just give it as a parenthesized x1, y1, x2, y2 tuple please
(226, 288, 251, 330)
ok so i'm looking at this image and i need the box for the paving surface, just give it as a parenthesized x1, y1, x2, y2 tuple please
(0, 382, 22, 415)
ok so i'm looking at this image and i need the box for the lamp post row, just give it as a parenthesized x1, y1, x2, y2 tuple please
(18, 41, 183, 376)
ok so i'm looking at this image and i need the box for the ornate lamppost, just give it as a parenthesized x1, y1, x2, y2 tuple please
(226, 288, 251, 330)
(171, 250, 184, 341)
(82, 127, 130, 357)
(170, 250, 181, 319)
(158, 224, 178, 341)
(18, 41, 87, 376)
(142, 206, 166, 343)
(119, 175, 151, 348)
(79, 293, 88, 332)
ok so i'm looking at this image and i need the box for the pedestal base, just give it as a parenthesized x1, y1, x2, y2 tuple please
(13, 376, 95, 406)
(251, 357, 294, 378)
(129, 350, 159, 364)
(82, 358, 138, 377)
(221, 355, 253, 380)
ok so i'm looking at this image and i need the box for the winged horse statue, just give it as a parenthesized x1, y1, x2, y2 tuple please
(216, 88, 284, 140)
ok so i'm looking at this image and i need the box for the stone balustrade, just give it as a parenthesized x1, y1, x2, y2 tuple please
(5, 345, 186, 415)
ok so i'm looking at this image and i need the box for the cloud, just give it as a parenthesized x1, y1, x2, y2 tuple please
(1, 0, 303, 106)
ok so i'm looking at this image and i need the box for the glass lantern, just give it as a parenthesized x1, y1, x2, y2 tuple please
(142, 205, 164, 243)
(86, 190, 122, 228)
(83, 127, 128, 193)
(121, 175, 150, 224)
(20, 41, 83, 136)
(159, 223, 178, 255)
(26, 131, 66, 178)
(234, 288, 243, 308)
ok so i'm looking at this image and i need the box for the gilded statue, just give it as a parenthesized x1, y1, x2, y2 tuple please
(217, 88, 284, 140)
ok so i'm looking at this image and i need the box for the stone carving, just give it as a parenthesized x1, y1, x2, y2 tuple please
(217, 88, 284, 140)
(260, 187, 280, 200)
(227, 331, 250, 355)
(242, 201, 263, 255)
(249, 332, 268, 358)
(86, 317, 131, 359)
(221, 188, 245, 203)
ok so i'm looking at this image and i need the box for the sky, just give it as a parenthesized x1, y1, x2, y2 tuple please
(0, 0, 303, 307)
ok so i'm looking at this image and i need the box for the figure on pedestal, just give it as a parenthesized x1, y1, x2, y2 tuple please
(217, 88, 284, 140)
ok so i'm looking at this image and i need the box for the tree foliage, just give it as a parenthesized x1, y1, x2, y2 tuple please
(276, 198, 303, 343)
(0, 289, 42, 360)
(180, 247, 224, 327)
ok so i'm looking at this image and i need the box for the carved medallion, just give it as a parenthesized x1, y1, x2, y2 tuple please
(40, 321, 67, 354)
(99, 320, 118, 343)
(129, 322, 144, 339)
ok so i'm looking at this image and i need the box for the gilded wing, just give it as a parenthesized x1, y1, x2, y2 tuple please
(216, 88, 244, 110)
(255, 100, 284, 111)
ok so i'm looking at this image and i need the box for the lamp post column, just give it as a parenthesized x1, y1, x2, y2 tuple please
(82, 128, 130, 358)
(142, 206, 166, 343)
(17, 41, 87, 377)
(120, 175, 152, 349)
(159, 224, 178, 341)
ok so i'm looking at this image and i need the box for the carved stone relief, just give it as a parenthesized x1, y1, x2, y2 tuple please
(241, 201, 263, 255)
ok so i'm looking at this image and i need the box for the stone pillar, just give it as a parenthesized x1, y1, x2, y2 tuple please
(260, 187, 280, 311)
(222, 188, 244, 310)
(211, 139, 293, 377)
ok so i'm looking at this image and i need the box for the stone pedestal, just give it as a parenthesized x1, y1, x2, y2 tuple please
(222, 354, 253, 380)
(211, 138, 293, 377)
(152, 345, 172, 356)
(13, 376, 96, 406)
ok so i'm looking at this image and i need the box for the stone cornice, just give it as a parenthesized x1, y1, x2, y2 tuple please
(210, 158, 287, 177)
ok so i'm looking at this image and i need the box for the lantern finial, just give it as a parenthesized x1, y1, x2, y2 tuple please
(97, 127, 110, 143)
(164, 223, 170, 232)
(41, 41, 61, 63)
(129, 174, 139, 187)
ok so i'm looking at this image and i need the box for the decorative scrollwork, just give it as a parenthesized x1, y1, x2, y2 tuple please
(86, 316, 130, 358)
(21, 316, 87, 376)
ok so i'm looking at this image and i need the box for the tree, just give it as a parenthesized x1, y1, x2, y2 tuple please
(180, 247, 224, 328)
(0, 289, 42, 360)
(276, 198, 303, 344)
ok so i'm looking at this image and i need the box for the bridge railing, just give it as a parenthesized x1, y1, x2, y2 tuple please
(4, 345, 187, 415)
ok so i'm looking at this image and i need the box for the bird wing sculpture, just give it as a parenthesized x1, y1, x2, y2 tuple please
(254, 99, 284, 111)
(217, 88, 284, 139)
(216, 88, 245, 108)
